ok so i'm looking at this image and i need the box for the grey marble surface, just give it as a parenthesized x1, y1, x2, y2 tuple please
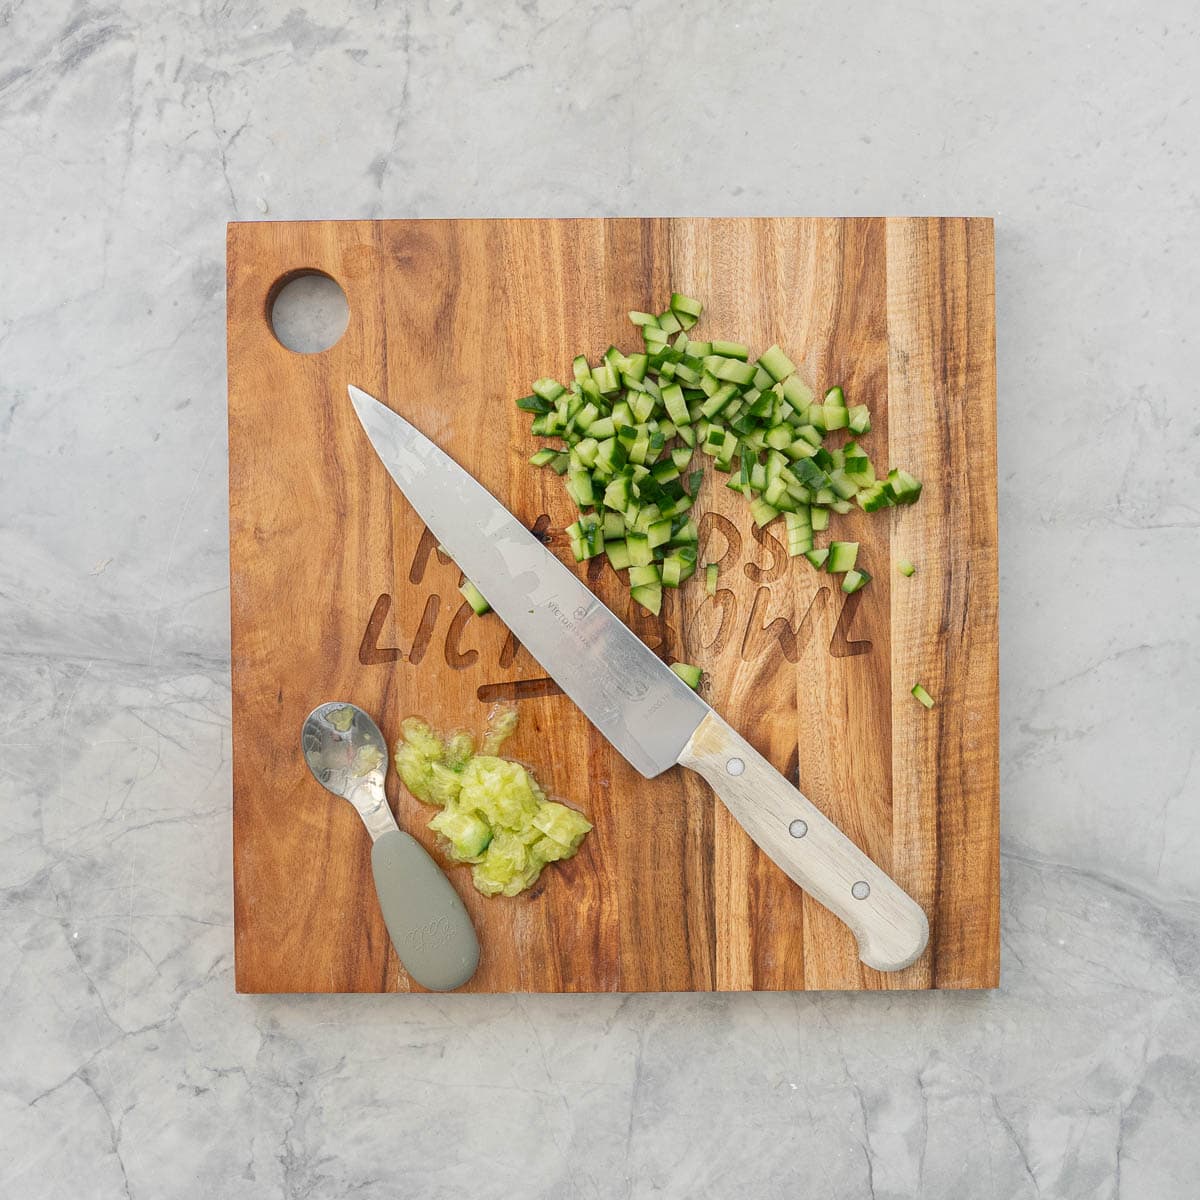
(2, 1, 1199, 1196)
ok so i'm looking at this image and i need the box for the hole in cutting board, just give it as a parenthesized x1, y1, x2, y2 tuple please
(268, 271, 349, 353)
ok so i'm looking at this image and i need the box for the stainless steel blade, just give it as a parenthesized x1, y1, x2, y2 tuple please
(349, 385, 709, 778)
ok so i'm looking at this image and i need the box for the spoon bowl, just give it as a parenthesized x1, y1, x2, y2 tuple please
(302, 702, 394, 839)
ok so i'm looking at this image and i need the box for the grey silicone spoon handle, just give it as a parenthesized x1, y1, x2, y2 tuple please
(371, 829, 480, 991)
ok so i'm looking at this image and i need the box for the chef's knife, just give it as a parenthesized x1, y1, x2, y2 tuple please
(349, 385, 929, 973)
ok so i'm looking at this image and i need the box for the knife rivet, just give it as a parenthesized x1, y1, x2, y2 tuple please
(726, 757, 745, 776)
(788, 819, 808, 839)
(851, 881, 870, 900)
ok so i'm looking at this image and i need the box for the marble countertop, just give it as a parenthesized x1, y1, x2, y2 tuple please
(2, 2, 1198, 1197)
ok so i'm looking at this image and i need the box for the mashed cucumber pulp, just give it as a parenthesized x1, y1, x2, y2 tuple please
(394, 710, 591, 898)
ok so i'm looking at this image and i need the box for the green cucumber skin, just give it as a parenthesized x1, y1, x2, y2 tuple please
(827, 541, 859, 574)
(459, 580, 491, 616)
(670, 662, 703, 689)
(517, 298, 922, 609)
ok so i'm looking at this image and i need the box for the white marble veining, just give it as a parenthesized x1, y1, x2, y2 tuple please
(2, 1, 1199, 1196)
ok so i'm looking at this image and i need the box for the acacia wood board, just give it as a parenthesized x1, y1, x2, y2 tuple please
(227, 216, 999, 993)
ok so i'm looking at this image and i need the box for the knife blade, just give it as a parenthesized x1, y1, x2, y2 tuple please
(349, 385, 929, 973)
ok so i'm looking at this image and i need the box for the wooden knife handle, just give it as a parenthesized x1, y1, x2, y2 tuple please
(678, 711, 929, 973)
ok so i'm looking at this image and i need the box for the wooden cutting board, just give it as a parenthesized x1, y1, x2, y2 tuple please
(227, 217, 998, 993)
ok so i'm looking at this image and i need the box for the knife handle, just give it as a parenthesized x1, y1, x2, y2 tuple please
(370, 829, 481, 991)
(678, 711, 929, 973)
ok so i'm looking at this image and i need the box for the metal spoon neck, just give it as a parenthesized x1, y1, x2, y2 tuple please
(346, 774, 398, 841)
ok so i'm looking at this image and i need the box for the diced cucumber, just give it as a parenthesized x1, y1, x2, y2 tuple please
(757, 344, 795, 382)
(710, 357, 757, 387)
(626, 532, 653, 567)
(787, 437, 819, 460)
(897, 559, 916, 577)
(606, 539, 631, 571)
(517, 295, 922, 613)
(621, 352, 648, 384)
(887, 468, 923, 504)
(827, 541, 859, 573)
(628, 563, 661, 588)
(566, 468, 594, 508)
(630, 583, 662, 615)
(749, 497, 779, 528)
(573, 437, 599, 469)
(658, 491, 694, 519)
(827, 468, 859, 500)
(672, 517, 699, 543)
(705, 562, 719, 595)
(911, 683, 935, 709)
(532, 377, 565, 403)
(670, 662, 703, 689)
(857, 481, 894, 512)
(763, 476, 797, 511)
(701, 383, 739, 419)
(670, 292, 702, 317)
(662, 382, 690, 426)
(660, 545, 697, 587)
(603, 474, 631, 512)
(782, 376, 814, 409)
(783, 510, 813, 557)
(804, 548, 829, 570)
(843, 444, 872, 483)
(591, 363, 619, 395)
(459, 580, 491, 615)
(565, 518, 603, 561)
(650, 459, 680, 486)
(647, 518, 673, 549)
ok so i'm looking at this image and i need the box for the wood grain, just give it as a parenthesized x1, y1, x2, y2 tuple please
(227, 216, 999, 993)
(885, 218, 1000, 989)
(678, 711, 929, 973)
